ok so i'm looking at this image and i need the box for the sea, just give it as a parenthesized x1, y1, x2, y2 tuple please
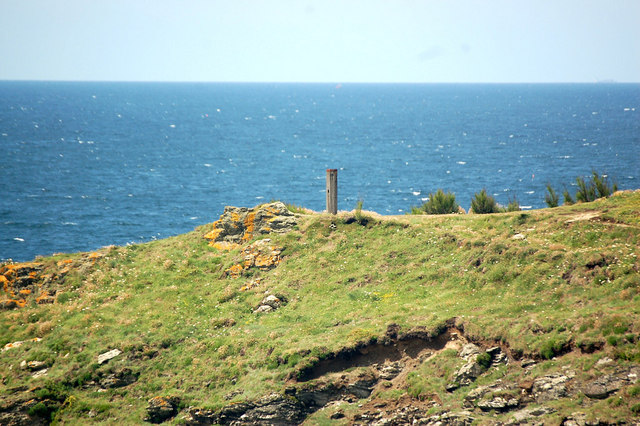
(1, 82, 639, 262)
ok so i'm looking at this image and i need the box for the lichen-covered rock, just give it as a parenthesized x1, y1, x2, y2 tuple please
(225, 239, 283, 278)
(0, 262, 43, 309)
(182, 407, 217, 425)
(205, 202, 297, 249)
(145, 396, 180, 424)
(2, 338, 42, 352)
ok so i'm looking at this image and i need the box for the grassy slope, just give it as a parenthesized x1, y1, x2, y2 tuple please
(1, 191, 639, 423)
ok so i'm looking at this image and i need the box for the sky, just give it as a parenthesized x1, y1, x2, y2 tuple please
(1, 0, 639, 83)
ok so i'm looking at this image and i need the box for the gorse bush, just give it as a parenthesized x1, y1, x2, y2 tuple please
(577, 171, 618, 201)
(563, 188, 575, 205)
(415, 189, 459, 215)
(576, 176, 597, 203)
(471, 189, 500, 214)
(546, 171, 617, 208)
(545, 184, 559, 208)
(506, 196, 520, 212)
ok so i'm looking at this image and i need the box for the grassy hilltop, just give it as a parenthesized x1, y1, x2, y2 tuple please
(1, 191, 639, 424)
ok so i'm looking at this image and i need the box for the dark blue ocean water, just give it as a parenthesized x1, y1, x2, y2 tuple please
(1, 82, 639, 261)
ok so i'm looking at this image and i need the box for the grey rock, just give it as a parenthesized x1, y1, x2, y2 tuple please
(521, 359, 536, 368)
(100, 368, 138, 388)
(476, 396, 519, 411)
(262, 295, 282, 309)
(31, 368, 48, 378)
(532, 374, 570, 402)
(234, 393, 306, 425)
(97, 348, 121, 364)
(511, 406, 556, 422)
(183, 407, 218, 425)
(459, 343, 481, 361)
(594, 357, 614, 368)
(254, 305, 273, 314)
(448, 359, 486, 389)
(26, 360, 47, 371)
(425, 410, 475, 426)
(582, 374, 626, 399)
(376, 361, 404, 380)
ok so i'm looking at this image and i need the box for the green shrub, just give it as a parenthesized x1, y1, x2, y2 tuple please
(418, 189, 459, 215)
(574, 171, 618, 203)
(592, 171, 618, 198)
(506, 196, 520, 212)
(476, 352, 492, 369)
(576, 176, 597, 202)
(545, 184, 559, 207)
(607, 335, 621, 346)
(471, 189, 500, 214)
(563, 188, 575, 205)
(539, 336, 569, 359)
(631, 402, 640, 414)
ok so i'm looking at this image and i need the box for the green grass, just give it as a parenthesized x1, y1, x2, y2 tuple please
(1, 191, 639, 423)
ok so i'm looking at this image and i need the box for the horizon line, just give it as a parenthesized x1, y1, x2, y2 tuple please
(1, 79, 638, 85)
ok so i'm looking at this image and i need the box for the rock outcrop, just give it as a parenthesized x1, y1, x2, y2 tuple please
(204, 202, 297, 250)
(1, 251, 105, 310)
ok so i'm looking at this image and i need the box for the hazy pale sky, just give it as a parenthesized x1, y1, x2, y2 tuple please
(1, 0, 639, 83)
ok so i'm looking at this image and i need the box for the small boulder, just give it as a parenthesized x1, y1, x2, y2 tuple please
(32, 368, 48, 378)
(146, 396, 180, 424)
(581, 374, 627, 400)
(26, 360, 47, 371)
(262, 295, 282, 309)
(254, 294, 286, 313)
(476, 396, 518, 411)
(182, 407, 217, 425)
(97, 348, 122, 364)
(254, 305, 273, 314)
(100, 368, 138, 388)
